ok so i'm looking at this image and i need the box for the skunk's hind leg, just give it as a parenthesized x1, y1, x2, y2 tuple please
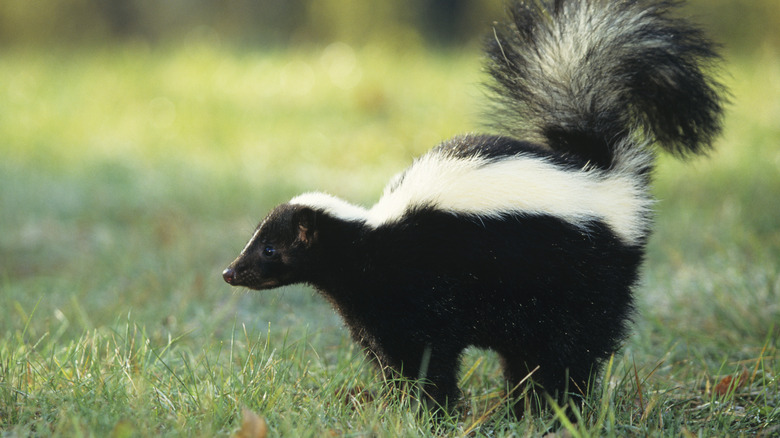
(499, 351, 590, 417)
(376, 341, 463, 414)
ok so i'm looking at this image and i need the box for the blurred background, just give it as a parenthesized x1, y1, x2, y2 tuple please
(0, 0, 778, 50)
(1, 1, 778, 434)
(2, 0, 778, 333)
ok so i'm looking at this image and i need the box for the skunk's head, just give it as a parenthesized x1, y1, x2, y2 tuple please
(222, 203, 319, 290)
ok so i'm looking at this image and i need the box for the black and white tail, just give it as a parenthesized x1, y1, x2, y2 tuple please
(485, 0, 725, 170)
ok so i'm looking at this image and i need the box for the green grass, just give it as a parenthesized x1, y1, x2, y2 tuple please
(1, 42, 778, 436)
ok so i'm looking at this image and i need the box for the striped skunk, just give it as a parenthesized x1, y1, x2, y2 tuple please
(223, 0, 724, 413)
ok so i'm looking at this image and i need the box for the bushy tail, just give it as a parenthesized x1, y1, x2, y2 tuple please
(485, 0, 725, 169)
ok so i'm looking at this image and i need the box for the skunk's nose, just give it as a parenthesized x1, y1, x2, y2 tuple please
(222, 268, 236, 284)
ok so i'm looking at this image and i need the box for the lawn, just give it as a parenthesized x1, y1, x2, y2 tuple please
(0, 41, 778, 436)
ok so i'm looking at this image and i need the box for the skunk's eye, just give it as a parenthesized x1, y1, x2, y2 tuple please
(262, 245, 276, 257)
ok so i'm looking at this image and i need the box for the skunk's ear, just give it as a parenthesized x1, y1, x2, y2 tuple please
(293, 206, 318, 246)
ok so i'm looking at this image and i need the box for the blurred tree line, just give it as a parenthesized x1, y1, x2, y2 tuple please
(0, 0, 777, 52)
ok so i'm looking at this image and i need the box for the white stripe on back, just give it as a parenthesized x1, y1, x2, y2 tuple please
(290, 149, 651, 245)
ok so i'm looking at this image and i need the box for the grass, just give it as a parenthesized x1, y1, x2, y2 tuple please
(1, 40, 778, 436)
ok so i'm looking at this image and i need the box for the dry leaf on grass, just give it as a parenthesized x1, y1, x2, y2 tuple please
(713, 368, 750, 397)
(233, 407, 267, 438)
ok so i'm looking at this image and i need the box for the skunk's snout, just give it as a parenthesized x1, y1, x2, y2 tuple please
(222, 267, 236, 284)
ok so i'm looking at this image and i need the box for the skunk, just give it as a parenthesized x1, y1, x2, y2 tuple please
(223, 0, 724, 413)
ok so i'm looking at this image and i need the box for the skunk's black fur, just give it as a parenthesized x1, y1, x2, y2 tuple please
(223, 0, 724, 414)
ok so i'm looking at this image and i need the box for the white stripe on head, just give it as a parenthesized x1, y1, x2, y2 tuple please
(240, 225, 263, 256)
(289, 192, 368, 222)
